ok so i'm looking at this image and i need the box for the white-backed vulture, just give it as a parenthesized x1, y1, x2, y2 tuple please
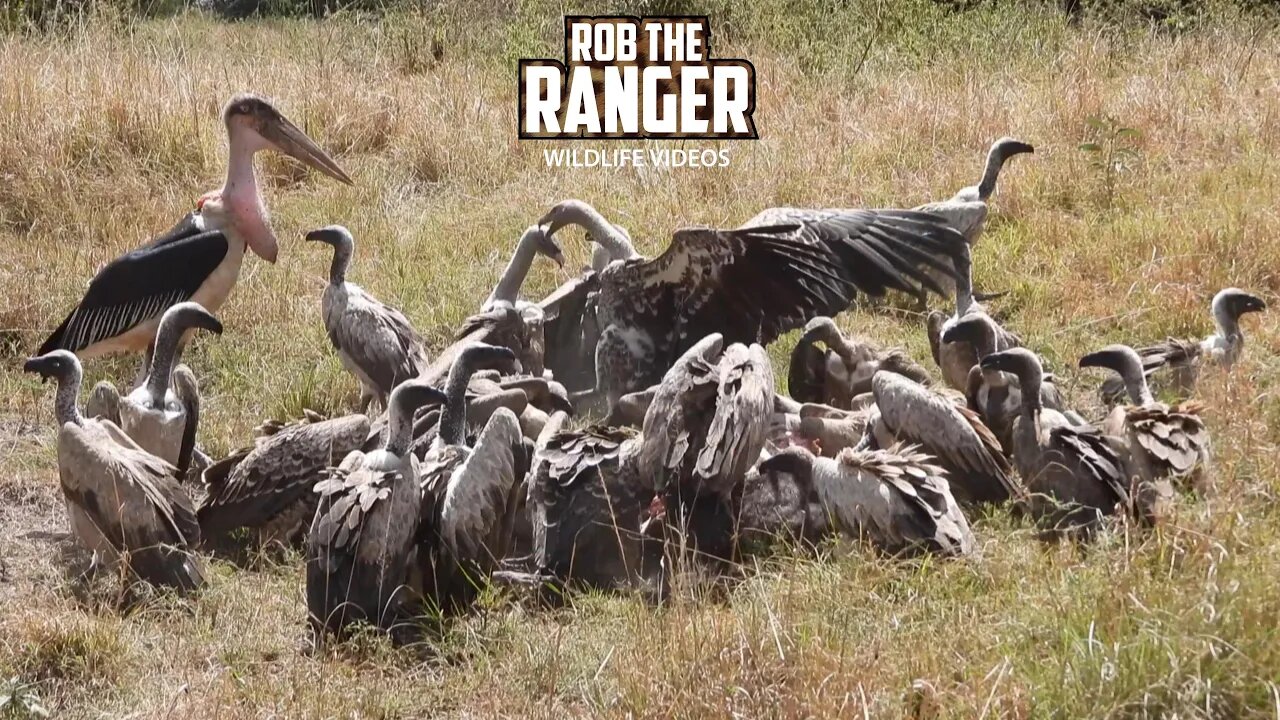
(415, 343, 529, 614)
(526, 417, 661, 594)
(24, 351, 204, 592)
(307, 225, 430, 413)
(1100, 287, 1267, 402)
(1081, 344, 1212, 513)
(757, 445, 974, 558)
(980, 349, 1129, 535)
(536, 199, 965, 417)
(90, 302, 222, 476)
(306, 380, 448, 642)
(788, 315, 931, 408)
(865, 370, 1021, 507)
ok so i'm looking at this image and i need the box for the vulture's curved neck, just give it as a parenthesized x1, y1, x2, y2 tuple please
(328, 241, 353, 286)
(439, 360, 474, 446)
(1018, 369, 1043, 418)
(1213, 307, 1242, 344)
(955, 258, 976, 317)
(487, 232, 539, 307)
(386, 399, 414, 457)
(145, 322, 186, 408)
(574, 205, 638, 260)
(977, 144, 1007, 200)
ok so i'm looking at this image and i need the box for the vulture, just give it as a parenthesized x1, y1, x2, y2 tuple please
(757, 445, 974, 558)
(306, 380, 447, 641)
(940, 311, 1076, 453)
(477, 225, 568, 378)
(915, 137, 1035, 245)
(864, 370, 1021, 507)
(1081, 344, 1212, 515)
(1099, 287, 1267, 403)
(198, 412, 370, 547)
(526, 414, 661, 594)
(913, 137, 1035, 298)
(307, 225, 429, 413)
(926, 240, 1017, 390)
(415, 343, 528, 614)
(87, 302, 222, 476)
(537, 199, 964, 417)
(24, 351, 204, 591)
(39, 94, 351, 380)
(788, 315, 931, 409)
(980, 349, 1129, 536)
(634, 334, 775, 568)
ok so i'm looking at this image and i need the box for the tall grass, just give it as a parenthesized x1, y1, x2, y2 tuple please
(2, 3, 1280, 717)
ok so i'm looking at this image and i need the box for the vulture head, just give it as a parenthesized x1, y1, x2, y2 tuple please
(23, 349, 81, 385)
(979, 348, 1044, 404)
(1212, 288, 1267, 330)
(940, 313, 999, 357)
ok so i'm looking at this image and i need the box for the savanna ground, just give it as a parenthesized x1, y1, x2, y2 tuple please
(2, 1, 1280, 717)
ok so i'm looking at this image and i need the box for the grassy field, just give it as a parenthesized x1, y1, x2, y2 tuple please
(3, 1, 1280, 717)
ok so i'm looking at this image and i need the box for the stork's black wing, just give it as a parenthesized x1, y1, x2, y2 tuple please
(39, 225, 229, 355)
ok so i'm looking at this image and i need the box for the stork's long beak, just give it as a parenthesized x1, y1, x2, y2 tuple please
(259, 113, 353, 185)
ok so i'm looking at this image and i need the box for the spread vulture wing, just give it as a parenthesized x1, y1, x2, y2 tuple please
(615, 211, 962, 358)
(740, 207, 964, 294)
(40, 224, 230, 356)
(614, 224, 853, 353)
(198, 415, 370, 540)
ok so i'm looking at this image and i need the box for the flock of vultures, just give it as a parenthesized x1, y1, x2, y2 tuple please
(21, 95, 1265, 646)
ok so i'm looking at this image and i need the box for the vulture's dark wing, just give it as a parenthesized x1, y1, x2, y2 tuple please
(616, 212, 963, 352)
(539, 274, 602, 392)
(58, 423, 203, 590)
(610, 224, 854, 350)
(40, 226, 230, 355)
(742, 207, 966, 298)
(1049, 425, 1129, 508)
(198, 415, 370, 540)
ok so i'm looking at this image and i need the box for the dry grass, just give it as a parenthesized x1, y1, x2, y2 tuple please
(3, 2, 1280, 717)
